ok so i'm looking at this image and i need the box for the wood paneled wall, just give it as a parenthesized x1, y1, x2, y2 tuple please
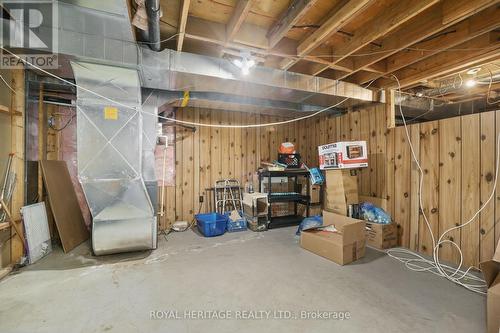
(161, 108, 304, 230)
(302, 105, 500, 267)
(165, 105, 500, 267)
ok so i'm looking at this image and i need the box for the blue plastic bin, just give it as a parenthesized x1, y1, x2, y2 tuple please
(224, 210, 247, 232)
(195, 213, 227, 237)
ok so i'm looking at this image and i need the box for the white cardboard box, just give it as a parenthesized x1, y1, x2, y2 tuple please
(318, 141, 368, 170)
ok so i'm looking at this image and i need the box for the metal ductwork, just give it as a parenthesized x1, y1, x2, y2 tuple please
(72, 61, 157, 255)
(139, 47, 377, 111)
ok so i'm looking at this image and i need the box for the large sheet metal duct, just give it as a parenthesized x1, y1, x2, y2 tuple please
(71, 61, 156, 255)
(138, 48, 376, 109)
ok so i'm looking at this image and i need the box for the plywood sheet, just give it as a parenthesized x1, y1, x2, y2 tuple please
(40, 160, 88, 253)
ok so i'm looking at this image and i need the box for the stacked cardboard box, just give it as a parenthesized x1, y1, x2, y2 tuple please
(323, 170, 397, 250)
(297, 177, 321, 204)
(358, 195, 397, 249)
(300, 210, 366, 265)
(324, 169, 359, 216)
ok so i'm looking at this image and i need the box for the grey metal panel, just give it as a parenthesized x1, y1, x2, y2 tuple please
(72, 61, 156, 255)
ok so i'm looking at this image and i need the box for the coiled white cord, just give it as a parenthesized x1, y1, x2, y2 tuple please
(387, 74, 499, 294)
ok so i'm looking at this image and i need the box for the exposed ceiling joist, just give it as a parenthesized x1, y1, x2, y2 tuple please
(442, 0, 500, 25)
(176, 0, 191, 51)
(314, 0, 440, 76)
(351, 4, 500, 84)
(280, 0, 374, 70)
(341, 0, 500, 82)
(226, 0, 254, 43)
(378, 32, 500, 89)
(267, 0, 319, 48)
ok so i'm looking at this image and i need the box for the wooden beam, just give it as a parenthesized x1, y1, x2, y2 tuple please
(385, 89, 396, 129)
(351, 3, 500, 85)
(176, 0, 191, 51)
(0, 104, 9, 115)
(338, 0, 500, 81)
(185, 16, 268, 52)
(37, 83, 45, 203)
(442, 0, 499, 25)
(377, 32, 500, 89)
(328, 0, 439, 66)
(267, 0, 318, 48)
(10, 68, 24, 264)
(297, 0, 373, 57)
(227, 0, 254, 43)
(281, 0, 374, 70)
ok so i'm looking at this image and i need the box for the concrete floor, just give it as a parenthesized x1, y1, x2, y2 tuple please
(0, 227, 486, 333)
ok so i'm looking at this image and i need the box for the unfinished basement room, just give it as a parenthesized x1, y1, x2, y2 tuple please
(0, 0, 500, 332)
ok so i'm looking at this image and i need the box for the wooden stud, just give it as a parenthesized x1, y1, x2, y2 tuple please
(385, 89, 396, 129)
(267, 0, 318, 48)
(177, 0, 191, 51)
(10, 68, 24, 263)
(227, 0, 254, 43)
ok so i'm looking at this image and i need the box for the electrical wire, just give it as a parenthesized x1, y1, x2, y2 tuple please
(386, 74, 500, 294)
(0, 74, 15, 94)
(486, 69, 500, 105)
(49, 114, 76, 131)
(1, 46, 376, 129)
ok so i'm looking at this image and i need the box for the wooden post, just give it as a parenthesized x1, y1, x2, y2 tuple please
(10, 67, 25, 263)
(38, 83, 45, 202)
(385, 89, 396, 129)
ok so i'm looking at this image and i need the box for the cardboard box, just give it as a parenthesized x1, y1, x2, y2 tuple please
(365, 222, 397, 249)
(318, 141, 368, 170)
(298, 205, 322, 217)
(299, 183, 321, 204)
(480, 239, 500, 333)
(300, 211, 366, 265)
(324, 169, 359, 215)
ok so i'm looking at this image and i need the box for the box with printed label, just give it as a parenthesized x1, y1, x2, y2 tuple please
(318, 141, 368, 170)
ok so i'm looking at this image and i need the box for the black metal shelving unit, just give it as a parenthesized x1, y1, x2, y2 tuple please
(258, 169, 311, 229)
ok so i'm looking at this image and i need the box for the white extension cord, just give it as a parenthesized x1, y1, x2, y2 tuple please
(386, 74, 500, 294)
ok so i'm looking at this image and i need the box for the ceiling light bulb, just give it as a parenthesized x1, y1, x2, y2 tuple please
(465, 79, 476, 87)
(416, 92, 423, 97)
(247, 59, 256, 68)
(241, 66, 250, 75)
(233, 59, 242, 68)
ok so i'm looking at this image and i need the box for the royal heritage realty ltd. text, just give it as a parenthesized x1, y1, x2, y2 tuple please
(150, 310, 352, 320)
